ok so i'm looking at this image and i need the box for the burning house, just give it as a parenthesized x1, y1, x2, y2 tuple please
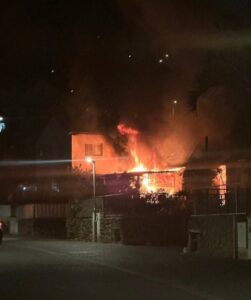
(68, 124, 187, 245)
(71, 124, 184, 195)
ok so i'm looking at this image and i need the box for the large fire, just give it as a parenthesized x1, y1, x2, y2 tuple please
(212, 165, 227, 205)
(117, 123, 184, 196)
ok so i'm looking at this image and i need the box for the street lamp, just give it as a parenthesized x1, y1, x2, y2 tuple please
(85, 156, 97, 242)
(172, 100, 178, 120)
(0, 116, 6, 133)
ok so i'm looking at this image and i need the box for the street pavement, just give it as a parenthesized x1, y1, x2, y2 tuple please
(0, 237, 251, 300)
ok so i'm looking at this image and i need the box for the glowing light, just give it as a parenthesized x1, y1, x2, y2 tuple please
(50, 69, 55, 74)
(165, 53, 169, 58)
(173, 100, 178, 104)
(70, 89, 75, 94)
(128, 54, 132, 58)
(85, 156, 94, 164)
(0, 116, 4, 121)
(158, 59, 163, 63)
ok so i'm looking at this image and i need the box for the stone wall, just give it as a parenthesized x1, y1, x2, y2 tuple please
(67, 213, 122, 243)
(66, 198, 101, 241)
(188, 215, 235, 258)
(100, 214, 123, 243)
(66, 217, 92, 241)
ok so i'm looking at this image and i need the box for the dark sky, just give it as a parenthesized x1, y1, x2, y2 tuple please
(1, 0, 251, 150)
(0, 2, 249, 89)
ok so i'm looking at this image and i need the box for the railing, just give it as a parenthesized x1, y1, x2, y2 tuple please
(190, 187, 251, 215)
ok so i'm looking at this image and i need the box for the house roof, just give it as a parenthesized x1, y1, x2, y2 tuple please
(186, 143, 251, 170)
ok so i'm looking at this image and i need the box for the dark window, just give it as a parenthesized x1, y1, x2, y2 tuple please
(85, 144, 103, 156)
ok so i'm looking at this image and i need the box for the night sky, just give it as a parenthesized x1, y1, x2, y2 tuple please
(1, 0, 251, 157)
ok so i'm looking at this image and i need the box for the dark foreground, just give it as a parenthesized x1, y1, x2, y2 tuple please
(0, 238, 251, 300)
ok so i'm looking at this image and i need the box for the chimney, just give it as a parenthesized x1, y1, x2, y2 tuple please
(205, 136, 209, 153)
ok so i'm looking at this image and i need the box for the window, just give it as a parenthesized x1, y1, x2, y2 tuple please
(85, 143, 103, 156)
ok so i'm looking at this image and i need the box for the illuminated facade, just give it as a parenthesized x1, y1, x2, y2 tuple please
(71, 132, 128, 174)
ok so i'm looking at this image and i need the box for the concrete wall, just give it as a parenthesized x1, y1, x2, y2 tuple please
(188, 215, 236, 258)
(0, 205, 11, 219)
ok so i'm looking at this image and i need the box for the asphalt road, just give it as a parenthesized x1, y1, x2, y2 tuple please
(0, 237, 251, 300)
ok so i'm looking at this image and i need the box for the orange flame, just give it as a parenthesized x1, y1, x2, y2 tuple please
(117, 123, 184, 195)
(117, 124, 139, 136)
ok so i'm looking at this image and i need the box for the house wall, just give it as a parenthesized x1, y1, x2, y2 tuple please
(71, 133, 128, 174)
(183, 168, 215, 191)
(227, 164, 251, 189)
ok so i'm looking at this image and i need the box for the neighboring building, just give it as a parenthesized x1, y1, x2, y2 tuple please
(19, 118, 71, 237)
(0, 118, 72, 237)
(185, 144, 251, 259)
(36, 117, 70, 160)
(35, 117, 71, 198)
